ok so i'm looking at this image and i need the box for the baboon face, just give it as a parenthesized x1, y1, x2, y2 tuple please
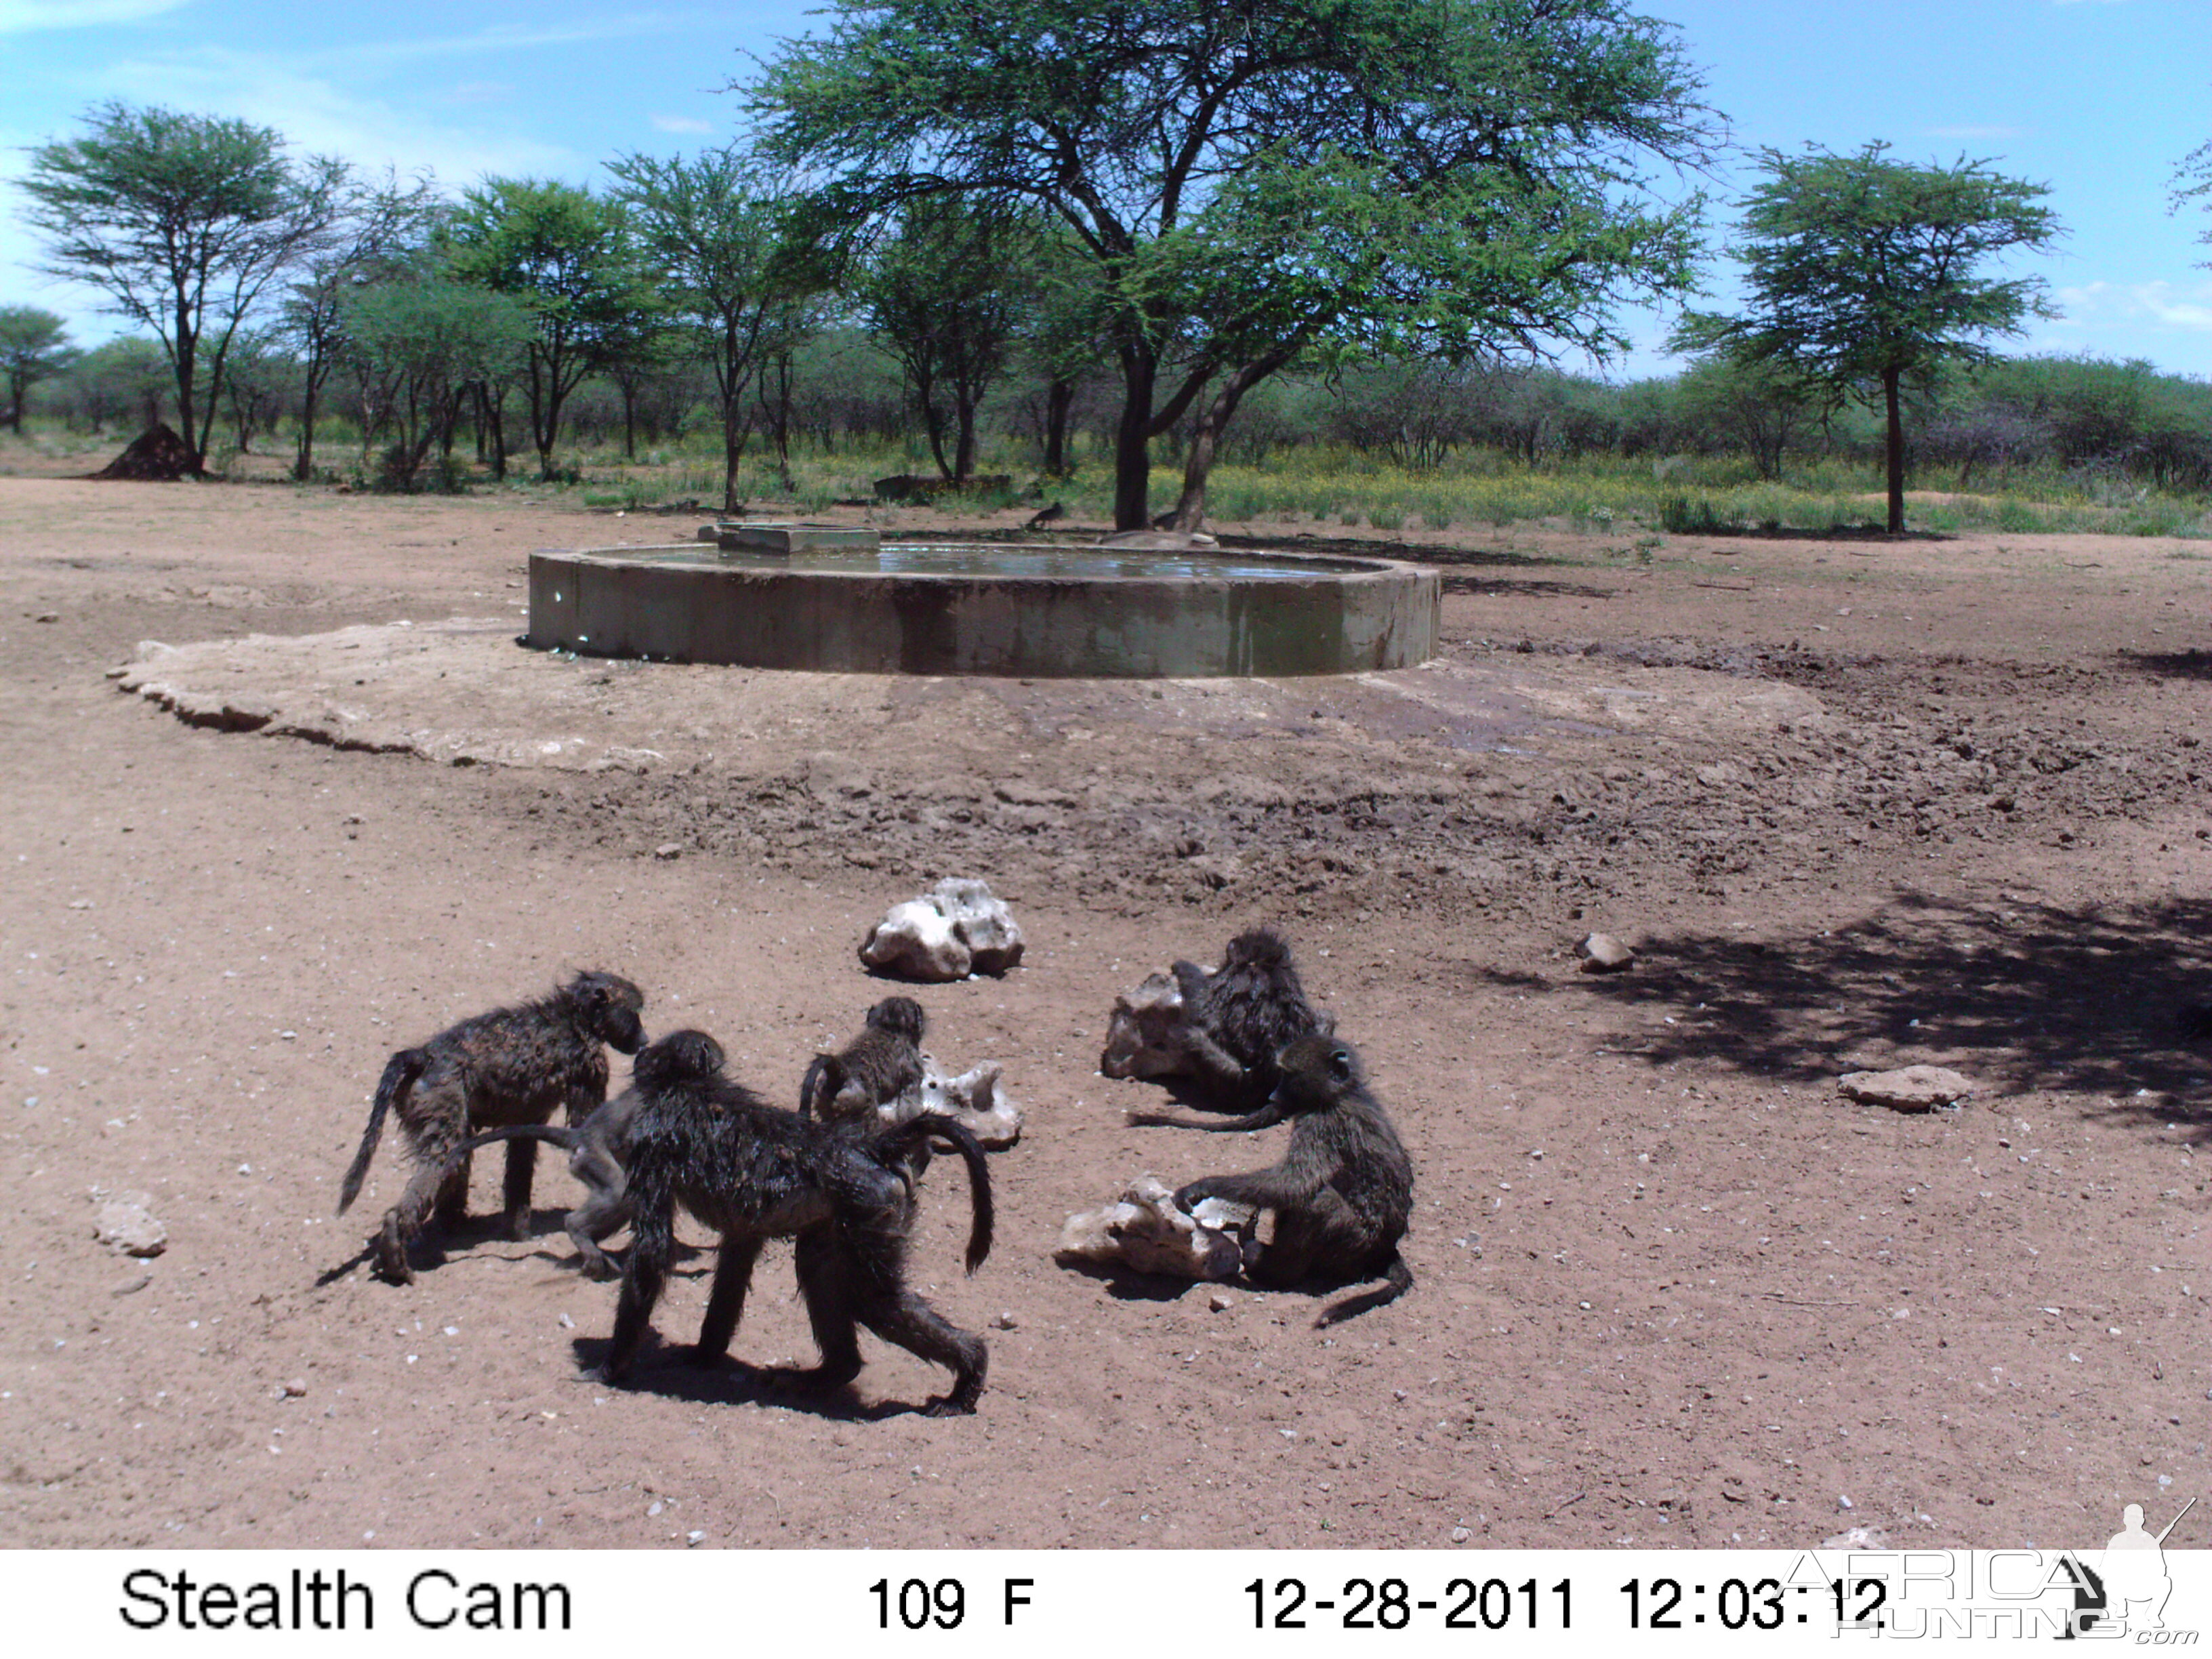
(574, 972, 648, 1054)
(867, 997, 927, 1044)
(1271, 1035, 1362, 1105)
(634, 1028, 725, 1090)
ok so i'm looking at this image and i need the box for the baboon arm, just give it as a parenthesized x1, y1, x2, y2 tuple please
(1176, 1029, 1249, 1095)
(1181, 1155, 1335, 1212)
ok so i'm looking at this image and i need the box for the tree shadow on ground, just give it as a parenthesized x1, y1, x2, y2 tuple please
(2115, 647, 2212, 683)
(1567, 893, 2212, 1135)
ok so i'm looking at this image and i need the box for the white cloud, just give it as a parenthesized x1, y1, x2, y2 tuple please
(0, 0, 187, 33)
(2053, 279, 2212, 333)
(650, 114, 716, 134)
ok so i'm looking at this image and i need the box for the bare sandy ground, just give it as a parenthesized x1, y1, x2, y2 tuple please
(0, 471, 2206, 1551)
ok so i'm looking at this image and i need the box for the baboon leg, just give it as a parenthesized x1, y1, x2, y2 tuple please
(764, 1228, 864, 1396)
(691, 1235, 766, 1365)
(1177, 1028, 1249, 1099)
(564, 1142, 628, 1278)
(432, 1149, 470, 1228)
(376, 1157, 457, 1285)
(499, 1135, 539, 1240)
(1249, 1190, 1359, 1289)
(855, 1280, 987, 1416)
(600, 1210, 673, 1383)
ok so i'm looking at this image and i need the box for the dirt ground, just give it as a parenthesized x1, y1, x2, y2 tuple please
(0, 467, 2207, 1553)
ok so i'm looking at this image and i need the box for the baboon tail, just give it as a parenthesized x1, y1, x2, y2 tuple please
(337, 1048, 426, 1214)
(798, 1054, 830, 1118)
(1315, 1250, 1414, 1328)
(1126, 1101, 1290, 1133)
(884, 1113, 994, 1275)
(441, 1122, 579, 1170)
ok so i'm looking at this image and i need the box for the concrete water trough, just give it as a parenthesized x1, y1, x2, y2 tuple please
(527, 532, 1439, 678)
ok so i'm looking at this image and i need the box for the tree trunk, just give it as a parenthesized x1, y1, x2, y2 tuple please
(1042, 377, 1073, 474)
(1883, 367, 1905, 535)
(294, 376, 320, 480)
(1112, 348, 1158, 531)
(1167, 353, 1289, 530)
(954, 393, 978, 483)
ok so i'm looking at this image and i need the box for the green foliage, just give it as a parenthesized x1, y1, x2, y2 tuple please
(17, 101, 345, 469)
(0, 306, 76, 432)
(753, 0, 1718, 526)
(342, 273, 533, 489)
(441, 178, 662, 478)
(1677, 142, 2060, 532)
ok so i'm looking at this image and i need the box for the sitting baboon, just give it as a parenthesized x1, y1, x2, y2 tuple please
(1117, 927, 1334, 1120)
(1174, 1035, 1413, 1326)
(336, 970, 647, 1284)
(800, 996, 926, 1125)
(600, 1029, 993, 1415)
(432, 1082, 643, 1280)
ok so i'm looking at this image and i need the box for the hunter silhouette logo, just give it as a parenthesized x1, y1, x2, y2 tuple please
(2091, 1497, 2196, 1636)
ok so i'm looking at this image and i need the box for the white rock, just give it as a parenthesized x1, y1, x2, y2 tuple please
(880, 1054, 1023, 1149)
(1838, 1065, 1976, 1111)
(859, 878, 1024, 982)
(1056, 1176, 1258, 1281)
(1099, 969, 1195, 1080)
(1576, 933, 1635, 972)
(91, 1187, 167, 1258)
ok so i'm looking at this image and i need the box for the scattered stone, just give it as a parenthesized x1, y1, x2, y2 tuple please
(653, 842, 682, 860)
(1838, 1065, 1978, 1111)
(991, 1311, 1018, 1330)
(111, 1272, 152, 1296)
(1820, 1525, 1892, 1550)
(859, 877, 1025, 981)
(1208, 1289, 1235, 1312)
(91, 1187, 167, 1257)
(1576, 933, 1635, 972)
(277, 1379, 306, 1399)
(34, 612, 58, 624)
(1055, 1175, 1258, 1281)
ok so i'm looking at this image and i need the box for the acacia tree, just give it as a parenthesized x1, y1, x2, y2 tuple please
(861, 201, 1037, 480)
(2175, 131, 2212, 266)
(343, 272, 533, 490)
(17, 102, 344, 474)
(0, 307, 76, 432)
(441, 179, 660, 479)
(754, 0, 1715, 529)
(1675, 143, 2060, 533)
(607, 148, 829, 511)
(284, 169, 441, 480)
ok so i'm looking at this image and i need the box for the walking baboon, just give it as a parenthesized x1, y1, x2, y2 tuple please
(799, 996, 926, 1125)
(600, 1029, 993, 1415)
(1118, 928, 1334, 1121)
(433, 1082, 644, 1279)
(336, 970, 647, 1284)
(1174, 1035, 1413, 1327)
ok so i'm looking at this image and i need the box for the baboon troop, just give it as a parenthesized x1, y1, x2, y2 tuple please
(602, 1029, 994, 1415)
(1171, 1034, 1414, 1327)
(327, 926, 1414, 1422)
(800, 995, 927, 1125)
(336, 970, 647, 1284)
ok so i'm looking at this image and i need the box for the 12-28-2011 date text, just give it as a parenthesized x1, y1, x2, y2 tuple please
(1247, 1576, 1571, 1631)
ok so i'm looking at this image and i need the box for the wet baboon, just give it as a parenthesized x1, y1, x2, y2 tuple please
(1174, 1035, 1413, 1327)
(1120, 928, 1334, 1122)
(432, 1082, 643, 1279)
(600, 1029, 992, 1415)
(800, 996, 926, 1125)
(336, 970, 647, 1284)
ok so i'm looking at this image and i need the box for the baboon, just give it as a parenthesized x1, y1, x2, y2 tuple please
(336, 970, 647, 1284)
(1173, 1034, 1413, 1327)
(432, 1082, 643, 1279)
(1119, 928, 1334, 1122)
(799, 996, 926, 1126)
(600, 1029, 993, 1415)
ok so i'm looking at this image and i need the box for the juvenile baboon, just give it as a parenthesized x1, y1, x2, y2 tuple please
(336, 970, 647, 1284)
(799, 996, 927, 1125)
(432, 1082, 643, 1279)
(600, 1029, 993, 1415)
(1174, 1035, 1413, 1327)
(1117, 928, 1334, 1122)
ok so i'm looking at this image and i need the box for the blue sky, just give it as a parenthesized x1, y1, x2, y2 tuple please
(2, 0, 2207, 381)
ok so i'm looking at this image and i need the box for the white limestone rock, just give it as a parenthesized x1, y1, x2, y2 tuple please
(1576, 933, 1635, 972)
(1055, 1175, 1258, 1281)
(1838, 1065, 1977, 1111)
(880, 1054, 1023, 1149)
(91, 1187, 167, 1258)
(1098, 968, 1199, 1080)
(859, 878, 1025, 981)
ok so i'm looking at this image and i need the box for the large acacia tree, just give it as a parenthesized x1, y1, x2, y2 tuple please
(1676, 143, 2060, 534)
(18, 102, 344, 474)
(752, 0, 1717, 529)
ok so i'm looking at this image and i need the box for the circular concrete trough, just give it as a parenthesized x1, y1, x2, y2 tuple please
(526, 541, 1439, 678)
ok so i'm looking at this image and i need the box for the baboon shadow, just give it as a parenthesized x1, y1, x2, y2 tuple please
(1559, 890, 2212, 1138)
(565, 1338, 932, 1420)
(313, 1208, 699, 1289)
